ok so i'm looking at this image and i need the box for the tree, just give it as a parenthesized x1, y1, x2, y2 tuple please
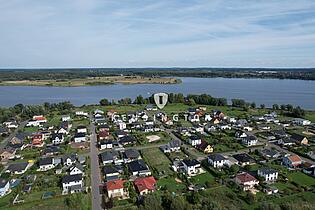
(140, 194, 163, 210)
(272, 104, 279, 110)
(187, 98, 196, 106)
(260, 104, 265, 109)
(231, 99, 246, 108)
(170, 196, 191, 210)
(250, 102, 256, 109)
(134, 95, 146, 104)
(100, 98, 110, 106)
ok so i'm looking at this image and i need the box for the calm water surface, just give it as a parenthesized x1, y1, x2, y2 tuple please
(0, 77, 314, 110)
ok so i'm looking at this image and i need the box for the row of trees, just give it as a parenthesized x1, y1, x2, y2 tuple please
(0, 101, 74, 123)
(100, 93, 228, 106)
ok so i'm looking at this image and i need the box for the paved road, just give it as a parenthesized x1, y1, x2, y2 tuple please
(0, 121, 27, 150)
(89, 117, 102, 210)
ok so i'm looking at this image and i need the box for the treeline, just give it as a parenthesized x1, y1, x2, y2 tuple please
(1, 68, 315, 81)
(0, 102, 74, 123)
(99, 93, 228, 107)
(230, 98, 306, 118)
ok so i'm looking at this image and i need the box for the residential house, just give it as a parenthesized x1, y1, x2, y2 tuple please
(189, 135, 201, 146)
(182, 159, 201, 176)
(257, 168, 278, 182)
(51, 133, 64, 145)
(290, 134, 308, 145)
(272, 130, 288, 139)
(0, 147, 16, 161)
(196, 140, 213, 154)
(134, 176, 157, 195)
(259, 149, 281, 159)
(128, 160, 151, 176)
(282, 155, 303, 168)
(100, 140, 113, 150)
(99, 124, 110, 132)
(32, 115, 47, 123)
(160, 139, 181, 153)
(69, 163, 84, 175)
(74, 133, 86, 143)
(0, 178, 10, 197)
(77, 126, 87, 134)
(38, 157, 57, 171)
(75, 111, 88, 117)
(241, 135, 258, 146)
(62, 174, 83, 194)
(100, 150, 122, 165)
(115, 130, 127, 139)
(123, 149, 141, 163)
(32, 133, 44, 147)
(278, 137, 296, 146)
(106, 179, 126, 198)
(292, 118, 311, 126)
(6, 162, 30, 174)
(98, 130, 109, 140)
(10, 133, 27, 150)
(61, 115, 71, 122)
(235, 172, 259, 191)
(207, 154, 229, 168)
(43, 146, 60, 156)
(62, 154, 77, 166)
(119, 135, 135, 146)
(103, 165, 123, 181)
(233, 153, 255, 166)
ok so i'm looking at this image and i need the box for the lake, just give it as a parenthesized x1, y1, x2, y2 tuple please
(0, 77, 315, 110)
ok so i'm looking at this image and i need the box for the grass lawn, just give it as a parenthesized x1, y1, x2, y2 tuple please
(190, 172, 215, 186)
(5, 193, 91, 210)
(288, 171, 315, 186)
(167, 150, 189, 161)
(141, 148, 173, 175)
(305, 111, 315, 122)
(23, 126, 39, 133)
(157, 177, 186, 192)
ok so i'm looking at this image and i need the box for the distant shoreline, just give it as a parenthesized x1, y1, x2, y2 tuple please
(0, 76, 181, 87)
(1, 68, 315, 81)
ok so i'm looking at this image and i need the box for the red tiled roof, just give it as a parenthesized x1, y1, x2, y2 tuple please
(288, 155, 302, 163)
(34, 116, 46, 121)
(134, 176, 156, 192)
(106, 180, 125, 191)
(99, 131, 109, 137)
(236, 172, 257, 183)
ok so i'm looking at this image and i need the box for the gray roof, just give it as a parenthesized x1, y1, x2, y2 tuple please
(70, 163, 84, 172)
(183, 159, 200, 167)
(100, 150, 119, 162)
(124, 149, 140, 159)
(7, 162, 28, 173)
(128, 160, 149, 172)
(208, 154, 226, 162)
(258, 168, 278, 175)
(62, 174, 82, 183)
(39, 157, 54, 166)
(169, 139, 181, 148)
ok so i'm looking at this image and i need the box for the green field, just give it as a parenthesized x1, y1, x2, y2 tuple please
(288, 172, 315, 186)
(157, 177, 186, 192)
(190, 172, 215, 186)
(141, 148, 173, 176)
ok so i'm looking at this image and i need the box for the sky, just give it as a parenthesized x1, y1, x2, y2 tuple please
(0, 0, 315, 68)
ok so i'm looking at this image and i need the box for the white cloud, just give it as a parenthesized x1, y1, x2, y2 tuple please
(0, 0, 314, 67)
